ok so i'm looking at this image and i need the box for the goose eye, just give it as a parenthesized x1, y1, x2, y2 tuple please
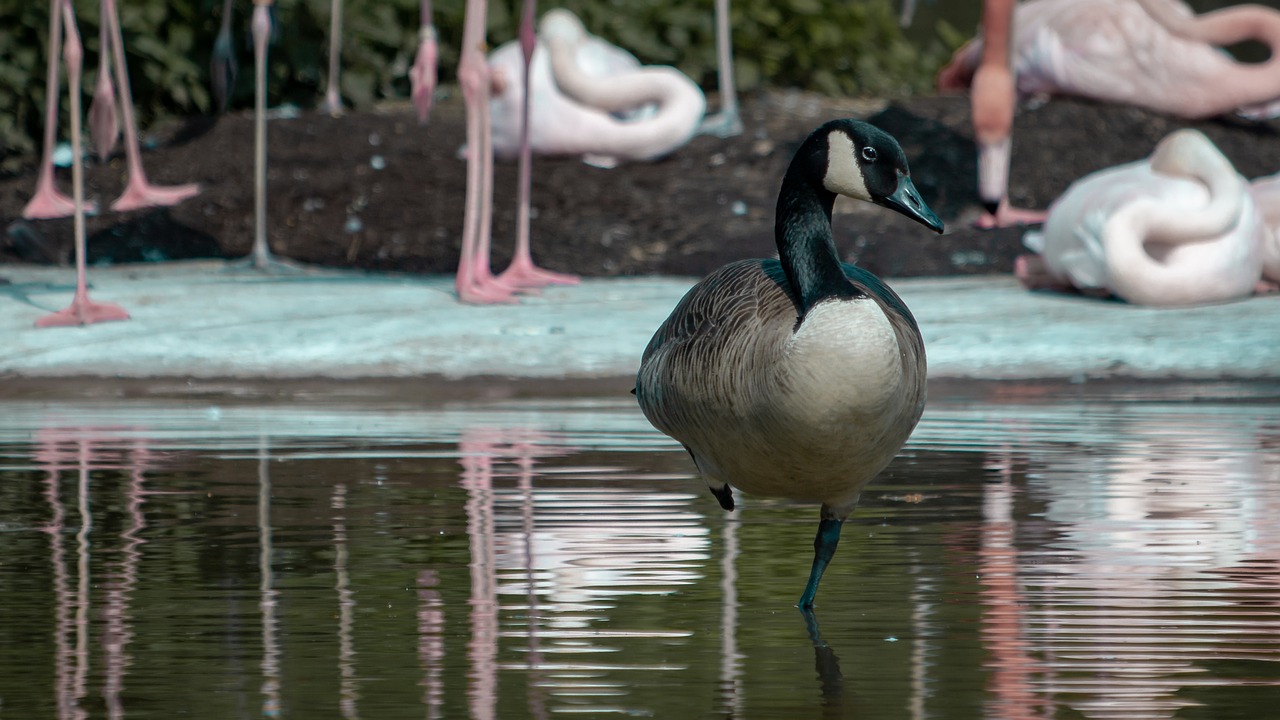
(860, 147, 878, 162)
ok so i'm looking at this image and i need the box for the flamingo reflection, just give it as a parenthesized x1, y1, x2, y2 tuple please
(456, 426, 709, 717)
(977, 416, 1280, 720)
(35, 428, 154, 720)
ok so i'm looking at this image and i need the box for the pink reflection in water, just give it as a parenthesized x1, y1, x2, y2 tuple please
(978, 420, 1280, 720)
(36, 428, 155, 720)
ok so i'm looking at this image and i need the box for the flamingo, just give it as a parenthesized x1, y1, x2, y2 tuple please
(24, 0, 200, 220)
(320, 0, 345, 116)
(229, 0, 300, 273)
(487, 9, 706, 167)
(453, 0, 582, 303)
(1016, 129, 1271, 306)
(34, 0, 130, 327)
(939, 0, 1280, 120)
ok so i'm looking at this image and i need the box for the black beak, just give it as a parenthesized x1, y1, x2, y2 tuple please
(880, 174, 944, 234)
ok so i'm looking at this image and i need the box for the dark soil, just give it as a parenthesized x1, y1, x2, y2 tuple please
(4, 87, 1280, 280)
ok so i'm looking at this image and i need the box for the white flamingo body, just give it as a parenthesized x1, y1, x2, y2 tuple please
(943, 0, 1280, 120)
(488, 10, 704, 164)
(1025, 130, 1266, 306)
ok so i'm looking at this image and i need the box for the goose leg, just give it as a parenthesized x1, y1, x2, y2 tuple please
(23, 0, 88, 220)
(497, 0, 579, 289)
(104, 0, 201, 212)
(697, 0, 742, 138)
(37, 0, 130, 328)
(798, 517, 843, 610)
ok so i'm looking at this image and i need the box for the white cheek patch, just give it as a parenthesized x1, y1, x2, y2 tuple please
(823, 132, 871, 201)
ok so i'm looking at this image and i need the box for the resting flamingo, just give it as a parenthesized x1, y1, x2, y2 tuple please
(25, 0, 199, 220)
(939, 0, 1280, 120)
(1016, 129, 1270, 306)
(35, 0, 130, 327)
(487, 9, 706, 167)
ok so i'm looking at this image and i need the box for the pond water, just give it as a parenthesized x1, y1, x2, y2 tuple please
(1, 385, 1279, 719)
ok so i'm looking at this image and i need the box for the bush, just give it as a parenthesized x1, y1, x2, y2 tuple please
(0, 0, 955, 173)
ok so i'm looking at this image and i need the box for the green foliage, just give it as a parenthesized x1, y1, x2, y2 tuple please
(0, 0, 955, 172)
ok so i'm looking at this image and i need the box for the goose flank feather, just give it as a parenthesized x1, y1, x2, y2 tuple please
(635, 118, 944, 609)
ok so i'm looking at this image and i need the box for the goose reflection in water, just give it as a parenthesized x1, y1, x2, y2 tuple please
(975, 414, 1280, 720)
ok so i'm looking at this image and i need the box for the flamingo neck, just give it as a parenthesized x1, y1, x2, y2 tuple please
(1105, 133, 1250, 290)
(1132, 0, 1280, 104)
(542, 33, 705, 159)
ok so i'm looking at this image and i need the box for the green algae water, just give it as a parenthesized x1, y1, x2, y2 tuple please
(1, 387, 1278, 719)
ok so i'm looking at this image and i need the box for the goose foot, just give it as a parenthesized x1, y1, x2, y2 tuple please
(709, 483, 734, 511)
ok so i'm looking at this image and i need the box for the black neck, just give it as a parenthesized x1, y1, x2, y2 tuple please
(775, 166, 860, 318)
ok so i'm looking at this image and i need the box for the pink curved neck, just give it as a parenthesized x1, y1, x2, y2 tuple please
(1134, 0, 1280, 48)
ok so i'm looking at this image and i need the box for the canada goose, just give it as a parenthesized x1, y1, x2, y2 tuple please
(1018, 129, 1268, 306)
(635, 119, 944, 608)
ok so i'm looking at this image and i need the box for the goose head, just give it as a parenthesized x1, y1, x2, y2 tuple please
(794, 119, 944, 233)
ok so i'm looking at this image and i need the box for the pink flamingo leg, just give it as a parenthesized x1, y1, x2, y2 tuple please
(88, 1, 119, 160)
(103, 0, 200, 213)
(37, 0, 130, 329)
(24, 0, 91, 220)
(497, 0, 579, 290)
(409, 0, 437, 123)
(228, 0, 300, 273)
(320, 0, 344, 115)
(455, 0, 518, 304)
(971, 0, 1045, 229)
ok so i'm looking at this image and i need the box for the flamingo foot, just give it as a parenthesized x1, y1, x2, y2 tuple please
(456, 262, 522, 303)
(1013, 254, 1072, 292)
(698, 110, 744, 139)
(457, 276, 521, 304)
(499, 258, 579, 289)
(36, 296, 130, 328)
(110, 179, 201, 213)
(975, 203, 1047, 230)
(24, 182, 96, 220)
(224, 253, 305, 275)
